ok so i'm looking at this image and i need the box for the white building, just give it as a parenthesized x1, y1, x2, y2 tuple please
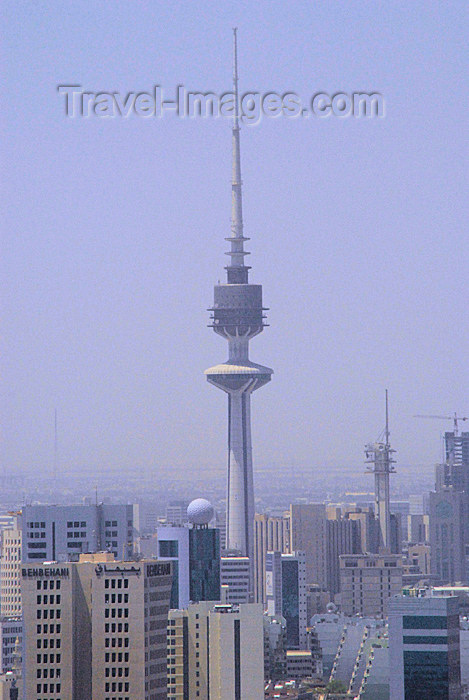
(389, 591, 461, 700)
(156, 525, 190, 609)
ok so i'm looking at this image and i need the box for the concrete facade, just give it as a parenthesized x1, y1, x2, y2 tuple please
(21, 503, 139, 563)
(21, 553, 172, 700)
(340, 553, 403, 617)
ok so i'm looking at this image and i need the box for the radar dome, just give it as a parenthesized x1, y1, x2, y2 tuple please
(187, 498, 214, 526)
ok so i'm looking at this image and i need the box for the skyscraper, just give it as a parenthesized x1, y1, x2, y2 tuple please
(205, 29, 272, 591)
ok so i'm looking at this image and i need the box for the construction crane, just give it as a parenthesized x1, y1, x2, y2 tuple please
(414, 413, 468, 436)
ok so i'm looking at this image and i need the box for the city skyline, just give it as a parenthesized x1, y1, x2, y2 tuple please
(2, 1, 468, 479)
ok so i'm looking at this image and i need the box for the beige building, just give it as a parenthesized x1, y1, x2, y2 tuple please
(168, 601, 265, 700)
(340, 553, 403, 617)
(254, 513, 290, 604)
(0, 525, 22, 617)
(22, 552, 172, 700)
(290, 504, 360, 595)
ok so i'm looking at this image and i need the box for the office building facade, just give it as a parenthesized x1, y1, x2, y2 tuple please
(340, 553, 403, 617)
(168, 601, 265, 700)
(21, 504, 139, 563)
(389, 592, 461, 700)
(265, 552, 308, 650)
(21, 553, 172, 700)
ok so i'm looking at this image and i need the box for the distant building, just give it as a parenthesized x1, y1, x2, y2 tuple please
(430, 488, 469, 584)
(221, 555, 251, 604)
(165, 501, 190, 526)
(254, 513, 290, 604)
(167, 601, 265, 700)
(430, 431, 469, 585)
(263, 614, 287, 682)
(21, 503, 139, 562)
(285, 650, 315, 680)
(389, 591, 461, 700)
(0, 618, 22, 674)
(289, 504, 360, 596)
(406, 514, 430, 544)
(266, 551, 308, 650)
(21, 553, 172, 700)
(0, 524, 21, 617)
(340, 553, 403, 617)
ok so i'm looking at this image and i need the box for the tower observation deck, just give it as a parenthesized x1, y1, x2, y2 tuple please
(204, 30, 272, 593)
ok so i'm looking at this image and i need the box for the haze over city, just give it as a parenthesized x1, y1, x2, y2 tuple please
(2, 0, 467, 489)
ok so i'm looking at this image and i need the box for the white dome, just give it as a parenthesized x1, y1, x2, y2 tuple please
(187, 498, 214, 525)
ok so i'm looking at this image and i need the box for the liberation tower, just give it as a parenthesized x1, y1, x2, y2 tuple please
(205, 30, 272, 586)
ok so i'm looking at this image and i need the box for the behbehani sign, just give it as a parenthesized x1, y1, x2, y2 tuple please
(22, 567, 70, 578)
(146, 562, 171, 577)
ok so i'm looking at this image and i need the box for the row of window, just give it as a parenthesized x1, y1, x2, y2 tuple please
(105, 682, 129, 693)
(105, 594, 128, 604)
(37, 595, 61, 604)
(105, 579, 129, 589)
(105, 623, 129, 634)
(37, 609, 61, 620)
(104, 609, 129, 619)
(36, 626, 61, 639)
(37, 653, 62, 664)
(36, 683, 61, 693)
(105, 653, 129, 663)
(36, 668, 61, 677)
(105, 638, 130, 648)
(37, 580, 61, 590)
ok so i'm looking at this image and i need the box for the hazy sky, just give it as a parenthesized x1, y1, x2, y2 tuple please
(1, 1, 468, 482)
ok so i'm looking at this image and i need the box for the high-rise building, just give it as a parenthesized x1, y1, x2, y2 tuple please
(389, 591, 461, 700)
(440, 431, 469, 492)
(289, 504, 360, 595)
(156, 500, 220, 608)
(0, 524, 21, 617)
(21, 553, 172, 700)
(21, 503, 139, 562)
(204, 29, 273, 594)
(430, 431, 469, 585)
(221, 555, 251, 604)
(0, 618, 22, 674)
(263, 613, 287, 683)
(254, 513, 290, 604)
(165, 501, 190, 526)
(167, 601, 265, 700)
(340, 553, 403, 617)
(266, 551, 308, 650)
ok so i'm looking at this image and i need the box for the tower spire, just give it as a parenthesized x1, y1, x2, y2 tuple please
(225, 27, 250, 284)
